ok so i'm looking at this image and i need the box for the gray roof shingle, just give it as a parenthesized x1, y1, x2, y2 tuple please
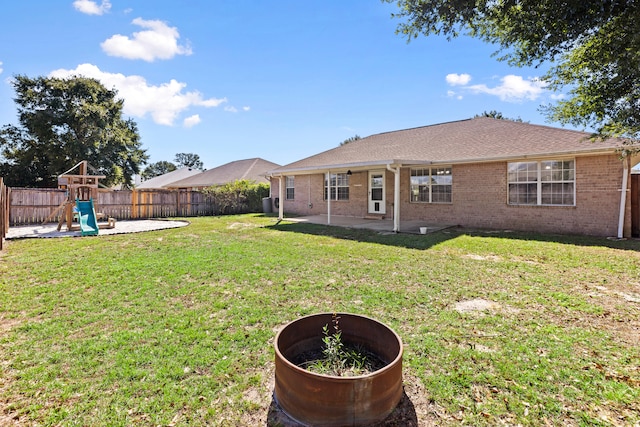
(168, 158, 280, 188)
(270, 117, 631, 174)
(136, 167, 203, 189)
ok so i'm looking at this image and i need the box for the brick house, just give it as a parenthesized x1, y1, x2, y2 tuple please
(267, 117, 640, 237)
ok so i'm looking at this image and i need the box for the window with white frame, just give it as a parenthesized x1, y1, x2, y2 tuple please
(285, 176, 295, 200)
(410, 167, 452, 203)
(324, 173, 349, 200)
(508, 159, 575, 206)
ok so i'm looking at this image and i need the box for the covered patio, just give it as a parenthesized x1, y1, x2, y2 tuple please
(281, 214, 454, 234)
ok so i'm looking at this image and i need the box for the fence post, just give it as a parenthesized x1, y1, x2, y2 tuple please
(131, 189, 138, 219)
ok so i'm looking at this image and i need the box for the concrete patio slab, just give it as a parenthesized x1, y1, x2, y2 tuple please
(6, 219, 189, 239)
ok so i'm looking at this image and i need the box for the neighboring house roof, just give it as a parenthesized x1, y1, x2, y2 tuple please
(269, 117, 634, 175)
(168, 158, 281, 188)
(137, 167, 203, 189)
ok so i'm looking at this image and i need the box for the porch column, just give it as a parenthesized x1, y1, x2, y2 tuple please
(386, 164, 401, 232)
(617, 157, 630, 238)
(393, 166, 400, 232)
(278, 176, 284, 220)
(326, 171, 331, 225)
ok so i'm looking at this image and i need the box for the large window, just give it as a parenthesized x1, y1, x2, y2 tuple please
(410, 167, 452, 203)
(285, 176, 295, 200)
(324, 173, 349, 201)
(508, 159, 575, 206)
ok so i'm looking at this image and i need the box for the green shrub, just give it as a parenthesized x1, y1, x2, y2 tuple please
(200, 180, 270, 215)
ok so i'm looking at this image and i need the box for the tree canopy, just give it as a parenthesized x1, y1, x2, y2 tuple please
(141, 161, 177, 181)
(340, 135, 362, 146)
(0, 75, 148, 187)
(174, 152, 203, 169)
(384, 0, 640, 149)
(474, 110, 524, 123)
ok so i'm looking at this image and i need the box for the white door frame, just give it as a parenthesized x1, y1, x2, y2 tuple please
(368, 170, 385, 214)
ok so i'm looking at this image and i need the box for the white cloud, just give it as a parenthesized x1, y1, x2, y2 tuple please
(467, 75, 546, 102)
(101, 18, 192, 62)
(73, 0, 111, 15)
(446, 90, 463, 100)
(445, 73, 471, 86)
(224, 105, 251, 113)
(183, 114, 201, 128)
(49, 63, 227, 126)
(446, 73, 547, 102)
(0, 61, 3, 75)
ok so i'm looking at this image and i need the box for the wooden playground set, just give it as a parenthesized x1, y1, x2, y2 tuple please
(44, 161, 116, 236)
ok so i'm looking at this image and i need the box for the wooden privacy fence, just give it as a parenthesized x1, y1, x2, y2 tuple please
(0, 178, 9, 249)
(8, 188, 219, 227)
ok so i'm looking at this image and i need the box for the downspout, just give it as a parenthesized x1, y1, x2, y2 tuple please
(326, 171, 331, 225)
(278, 176, 284, 221)
(386, 164, 401, 233)
(617, 156, 630, 238)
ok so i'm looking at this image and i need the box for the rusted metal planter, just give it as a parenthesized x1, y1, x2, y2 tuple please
(274, 313, 403, 426)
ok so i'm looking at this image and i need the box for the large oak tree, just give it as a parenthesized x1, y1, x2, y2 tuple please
(0, 75, 148, 187)
(384, 0, 640, 150)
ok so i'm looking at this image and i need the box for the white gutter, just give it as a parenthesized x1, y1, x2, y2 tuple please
(278, 176, 284, 221)
(617, 156, 630, 238)
(386, 164, 401, 232)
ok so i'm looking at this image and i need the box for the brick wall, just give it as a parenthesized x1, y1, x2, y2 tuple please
(271, 153, 632, 236)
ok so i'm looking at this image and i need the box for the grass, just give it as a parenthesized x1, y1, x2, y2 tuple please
(0, 214, 639, 426)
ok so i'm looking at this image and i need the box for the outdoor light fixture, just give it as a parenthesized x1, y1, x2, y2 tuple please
(347, 170, 352, 175)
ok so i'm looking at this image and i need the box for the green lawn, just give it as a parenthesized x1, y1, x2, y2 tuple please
(1, 214, 639, 426)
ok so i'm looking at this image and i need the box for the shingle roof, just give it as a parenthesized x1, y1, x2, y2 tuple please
(168, 158, 281, 188)
(270, 117, 631, 174)
(136, 167, 203, 189)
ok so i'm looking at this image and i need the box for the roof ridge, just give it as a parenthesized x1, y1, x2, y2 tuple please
(365, 117, 475, 139)
(473, 116, 595, 136)
(364, 117, 599, 141)
(240, 158, 260, 180)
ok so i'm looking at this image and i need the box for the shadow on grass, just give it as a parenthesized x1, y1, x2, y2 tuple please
(266, 222, 457, 250)
(267, 221, 640, 252)
(266, 389, 418, 426)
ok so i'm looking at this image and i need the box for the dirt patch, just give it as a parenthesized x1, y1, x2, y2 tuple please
(0, 317, 21, 334)
(576, 282, 640, 346)
(454, 299, 499, 313)
(227, 222, 257, 230)
(463, 254, 502, 262)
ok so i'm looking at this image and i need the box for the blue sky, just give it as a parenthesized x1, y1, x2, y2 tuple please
(1, 0, 564, 170)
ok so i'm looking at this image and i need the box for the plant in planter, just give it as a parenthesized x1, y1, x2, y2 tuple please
(274, 313, 403, 427)
(300, 314, 384, 377)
